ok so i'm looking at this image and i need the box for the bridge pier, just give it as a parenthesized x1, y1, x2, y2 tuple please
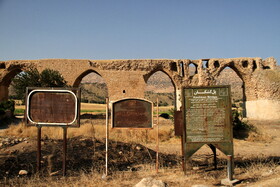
(0, 85, 8, 102)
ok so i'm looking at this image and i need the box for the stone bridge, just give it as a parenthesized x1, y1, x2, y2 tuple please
(0, 57, 279, 120)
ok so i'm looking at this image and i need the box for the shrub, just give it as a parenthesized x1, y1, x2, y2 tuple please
(0, 100, 15, 113)
(0, 100, 15, 117)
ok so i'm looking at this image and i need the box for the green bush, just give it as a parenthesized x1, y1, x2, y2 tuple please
(0, 100, 15, 116)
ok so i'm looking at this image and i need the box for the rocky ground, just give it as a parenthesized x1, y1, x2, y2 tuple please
(0, 119, 279, 186)
(0, 135, 180, 179)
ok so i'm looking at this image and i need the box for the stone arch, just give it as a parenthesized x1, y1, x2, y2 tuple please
(187, 62, 198, 77)
(215, 65, 247, 117)
(0, 67, 25, 101)
(143, 68, 178, 90)
(216, 63, 244, 82)
(72, 69, 106, 88)
(72, 69, 109, 104)
(144, 69, 179, 145)
(144, 68, 177, 109)
(144, 66, 184, 110)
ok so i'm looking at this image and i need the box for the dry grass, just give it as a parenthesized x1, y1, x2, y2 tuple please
(1, 109, 279, 186)
(1, 123, 279, 186)
(3, 101, 175, 143)
(1, 118, 175, 144)
(14, 103, 173, 113)
(241, 160, 277, 179)
(3, 156, 279, 187)
(245, 121, 274, 143)
(81, 103, 106, 111)
(235, 156, 280, 184)
(3, 116, 272, 145)
(2, 166, 220, 187)
(246, 131, 273, 143)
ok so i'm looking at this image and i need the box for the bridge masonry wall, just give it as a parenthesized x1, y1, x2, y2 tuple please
(0, 57, 279, 120)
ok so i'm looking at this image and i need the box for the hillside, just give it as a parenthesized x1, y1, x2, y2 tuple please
(216, 68, 243, 101)
(80, 83, 108, 104)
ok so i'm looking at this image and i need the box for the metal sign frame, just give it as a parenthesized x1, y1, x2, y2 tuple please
(25, 87, 81, 127)
(111, 98, 154, 129)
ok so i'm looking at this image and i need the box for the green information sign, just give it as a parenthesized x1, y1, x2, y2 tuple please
(183, 85, 233, 160)
(184, 86, 232, 143)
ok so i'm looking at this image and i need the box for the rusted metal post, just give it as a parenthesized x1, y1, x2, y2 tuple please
(62, 126, 67, 176)
(213, 147, 217, 170)
(156, 97, 159, 173)
(182, 109, 187, 175)
(145, 129, 148, 144)
(227, 155, 233, 181)
(181, 135, 186, 174)
(37, 126, 42, 172)
(105, 97, 109, 176)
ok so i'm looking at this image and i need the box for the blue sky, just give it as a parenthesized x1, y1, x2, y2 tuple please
(0, 0, 279, 64)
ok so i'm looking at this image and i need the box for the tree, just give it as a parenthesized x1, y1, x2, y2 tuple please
(11, 68, 67, 101)
(40, 69, 67, 87)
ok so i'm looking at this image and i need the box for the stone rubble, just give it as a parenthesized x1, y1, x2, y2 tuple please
(135, 177, 167, 187)
(0, 137, 29, 148)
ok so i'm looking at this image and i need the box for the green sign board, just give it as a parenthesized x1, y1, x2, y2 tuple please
(183, 86, 233, 159)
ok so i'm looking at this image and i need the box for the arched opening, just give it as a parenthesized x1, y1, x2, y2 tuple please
(179, 61, 185, 77)
(188, 63, 198, 77)
(73, 70, 108, 120)
(170, 62, 177, 72)
(144, 71, 175, 107)
(144, 70, 177, 142)
(242, 60, 248, 68)
(216, 66, 246, 117)
(252, 60, 257, 71)
(8, 71, 26, 100)
(0, 63, 6, 69)
(202, 59, 209, 69)
(0, 68, 26, 118)
(214, 61, 220, 68)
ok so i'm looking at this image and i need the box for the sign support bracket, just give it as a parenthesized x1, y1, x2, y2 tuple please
(208, 144, 217, 169)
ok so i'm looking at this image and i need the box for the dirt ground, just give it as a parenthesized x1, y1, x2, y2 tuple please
(0, 118, 279, 186)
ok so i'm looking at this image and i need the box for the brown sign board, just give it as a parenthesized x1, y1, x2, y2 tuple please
(183, 86, 233, 159)
(112, 98, 153, 128)
(26, 87, 80, 127)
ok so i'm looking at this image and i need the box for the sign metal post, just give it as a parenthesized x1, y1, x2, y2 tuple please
(37, 126, 42, 172)
(156, 97, 159, 173)
(105, 97, 109, 176)
(62, 126, 67, 176)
